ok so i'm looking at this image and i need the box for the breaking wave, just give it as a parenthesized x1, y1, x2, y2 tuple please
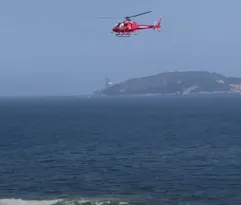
(0, 197, 209, 205)
(0, 198, 130, 205)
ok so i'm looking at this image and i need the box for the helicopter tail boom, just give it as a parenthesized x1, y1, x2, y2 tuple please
(137, 17, 161, 31)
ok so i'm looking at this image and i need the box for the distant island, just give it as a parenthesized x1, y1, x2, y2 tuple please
(94, 71, 241, 96)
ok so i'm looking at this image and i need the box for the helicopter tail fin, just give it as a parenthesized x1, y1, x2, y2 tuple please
(154, 17, 161, 31)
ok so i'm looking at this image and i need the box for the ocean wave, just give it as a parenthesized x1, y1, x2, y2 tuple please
(0, 198, 129, 205)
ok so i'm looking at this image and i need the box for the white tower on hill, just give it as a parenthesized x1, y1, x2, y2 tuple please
(105, 77, 113, 89)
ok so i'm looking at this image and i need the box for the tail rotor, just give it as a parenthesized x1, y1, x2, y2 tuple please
(154, 17, 161, 31)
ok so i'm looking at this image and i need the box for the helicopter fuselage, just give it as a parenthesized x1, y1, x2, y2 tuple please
(111, 18, 161, 37)
(112, 20, 156, 32)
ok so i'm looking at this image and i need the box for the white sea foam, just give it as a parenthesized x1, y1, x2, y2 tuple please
(0, 198, 129, 205)
(0, 199, 60, 205)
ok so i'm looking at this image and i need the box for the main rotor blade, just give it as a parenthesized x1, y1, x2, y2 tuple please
(125, 11, 152, 19)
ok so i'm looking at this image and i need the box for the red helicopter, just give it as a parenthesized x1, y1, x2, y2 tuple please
(99, 11, 161, 37)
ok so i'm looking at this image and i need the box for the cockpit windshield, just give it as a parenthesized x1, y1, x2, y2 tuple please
(114, 23, 121, 28)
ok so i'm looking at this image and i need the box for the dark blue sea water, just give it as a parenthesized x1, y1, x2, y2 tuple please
(0, 95, 241, 205)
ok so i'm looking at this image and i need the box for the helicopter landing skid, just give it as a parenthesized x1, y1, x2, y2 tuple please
(115, 33, 131, 37)
(113, 32, 139, 37)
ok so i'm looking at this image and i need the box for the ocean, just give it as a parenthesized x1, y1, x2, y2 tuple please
(0, 95, 241, 205)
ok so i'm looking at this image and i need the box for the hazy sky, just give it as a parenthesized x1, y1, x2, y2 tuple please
(0, 0, 241, 96)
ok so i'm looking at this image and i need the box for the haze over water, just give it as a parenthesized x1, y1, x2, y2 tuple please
(0, 95, 241, 205)
(1, 0, 241, 96)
